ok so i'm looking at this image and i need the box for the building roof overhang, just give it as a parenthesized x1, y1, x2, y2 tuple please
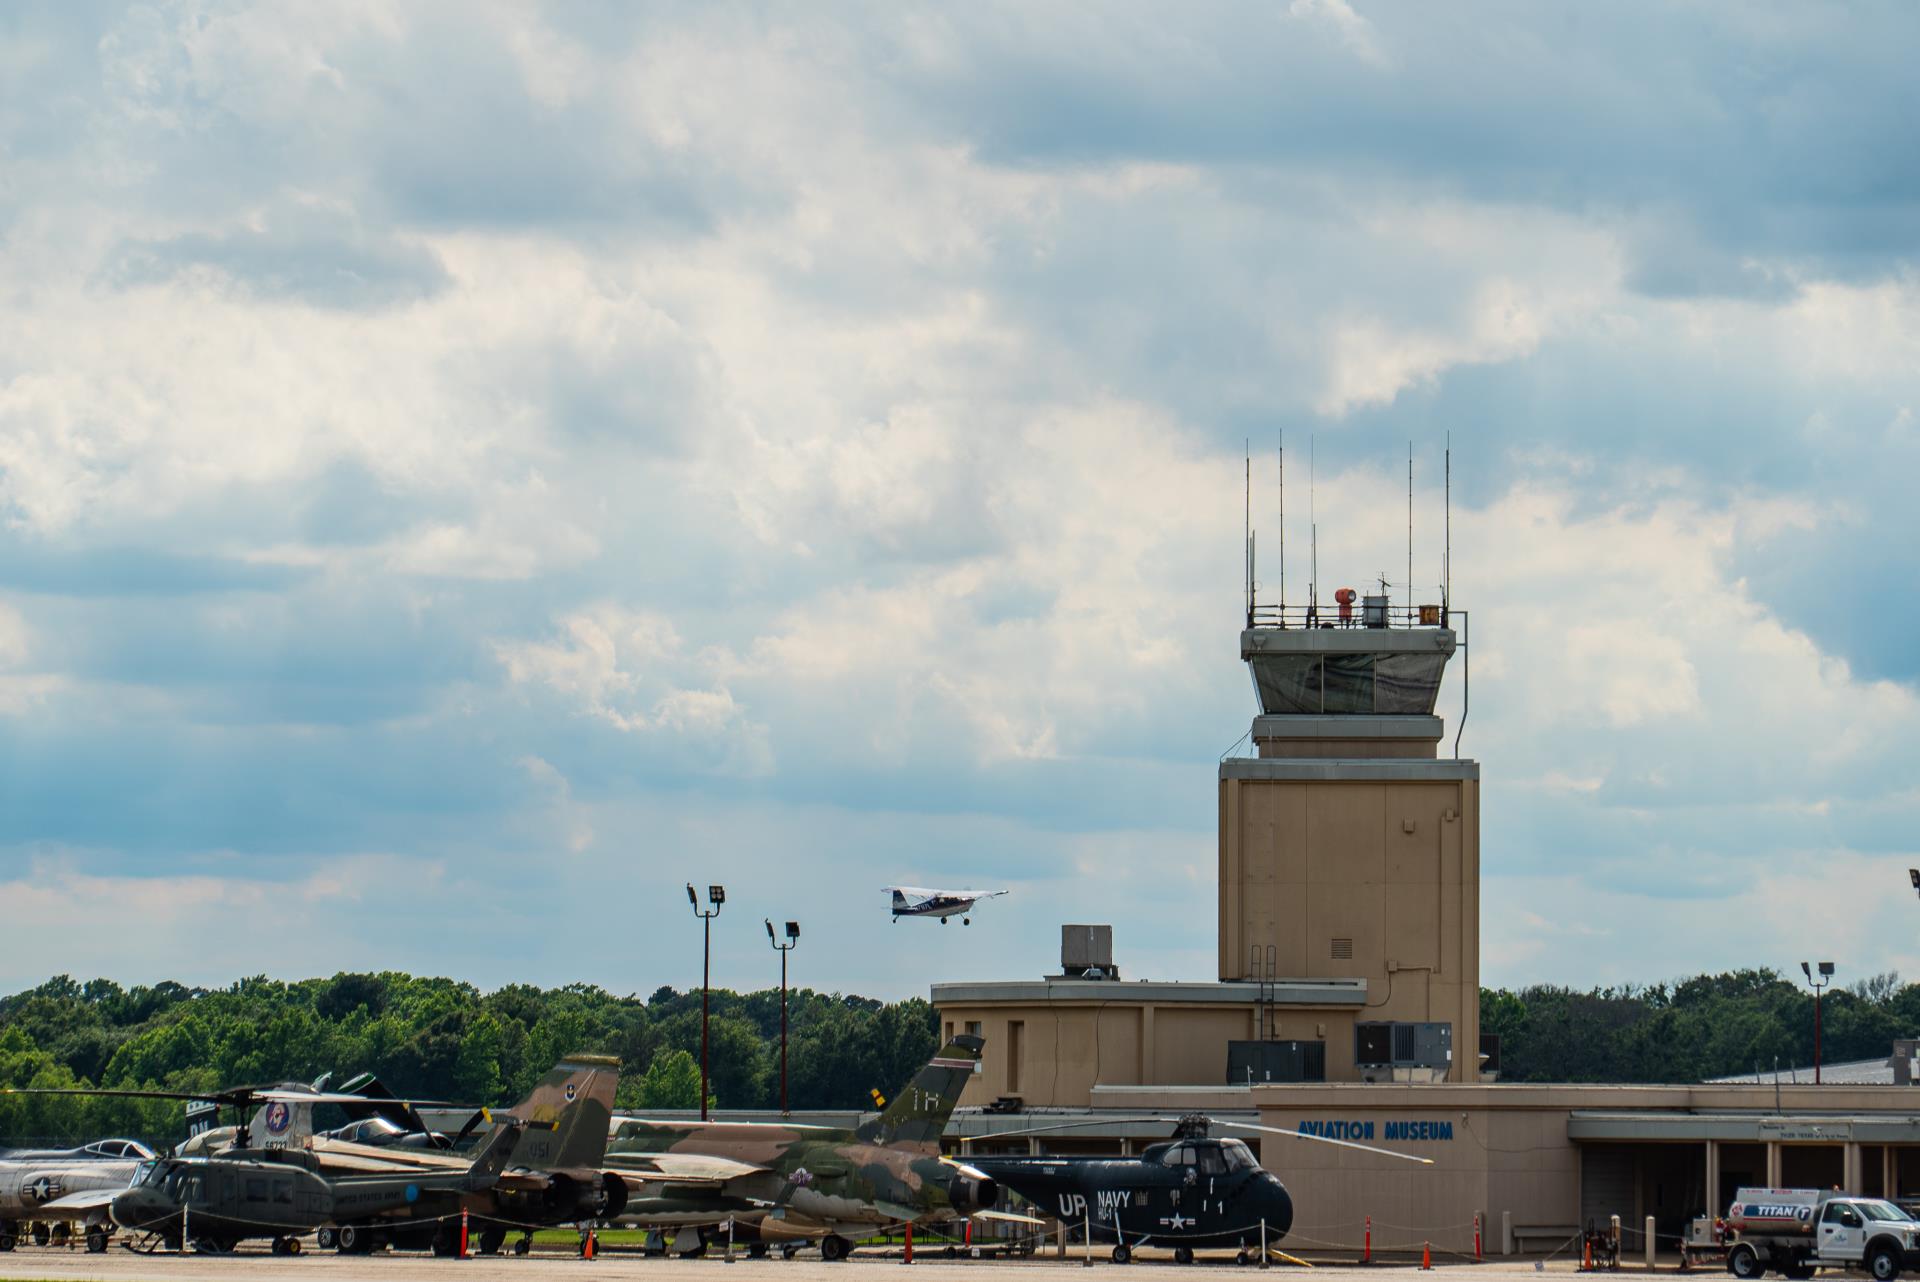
(932, 978, 1368, 1008)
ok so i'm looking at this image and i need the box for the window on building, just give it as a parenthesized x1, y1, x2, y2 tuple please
(945, 1021, 955, 1042)
(1007, 1020, 1024, 1092)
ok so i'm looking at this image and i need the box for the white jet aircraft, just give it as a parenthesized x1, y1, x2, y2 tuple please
(886, 886, 1009, 925)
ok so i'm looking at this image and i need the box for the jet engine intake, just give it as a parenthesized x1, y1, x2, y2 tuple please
(946, 1173, 998, 1214)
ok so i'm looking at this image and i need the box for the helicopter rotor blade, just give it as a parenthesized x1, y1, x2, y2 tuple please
(1213, 1120, 1433, 1165)
(956, 1117, 1169, 1145)
(452, 1108, 492, 1146)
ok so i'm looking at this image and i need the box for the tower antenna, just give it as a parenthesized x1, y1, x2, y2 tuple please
(1278, 430, 1286, 617)
(1244, 441, 1252, 627)
(1443, 431, 1452, 627)
(1407, 441, 1414, 624)
(1309, 436, 1318, 626)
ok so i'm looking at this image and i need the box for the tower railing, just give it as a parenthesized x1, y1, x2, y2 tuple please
(1247, 603, 1449, 631)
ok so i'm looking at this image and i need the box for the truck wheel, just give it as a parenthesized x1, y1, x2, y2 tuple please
(1783, 1260, 1815, 1280)
(1869, 1245, 1901, 1282)
(1728, 1243, 1765, 1279)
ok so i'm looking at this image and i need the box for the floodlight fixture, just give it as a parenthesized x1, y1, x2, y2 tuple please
(1910, 868, 1920, 894)
(686, 883, 698, 908)
(766, 916, 801, 1114)
(708, 884, 726, 906)
(1800, 960, 1835, 1084)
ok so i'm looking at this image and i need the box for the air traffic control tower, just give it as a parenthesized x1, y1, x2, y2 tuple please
(1221, 598, 1479, 1081)
(934, 589, 1481, 1102)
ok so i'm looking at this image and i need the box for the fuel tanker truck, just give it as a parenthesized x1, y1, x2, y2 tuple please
(1724, 1188, 1920, 1281)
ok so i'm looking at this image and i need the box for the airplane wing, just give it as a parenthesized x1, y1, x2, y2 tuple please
(973, 1209, 1047, 1225)
(605, 1153, 769, 1184)
(883, 886, 937, 898)
(31, 1190, 118, 1214)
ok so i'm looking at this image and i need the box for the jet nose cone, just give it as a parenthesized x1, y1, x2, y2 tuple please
(1261, 1175, 1294, 1238)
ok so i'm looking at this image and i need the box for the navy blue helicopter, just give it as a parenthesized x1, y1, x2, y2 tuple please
(964, 1113, 1429, 1264)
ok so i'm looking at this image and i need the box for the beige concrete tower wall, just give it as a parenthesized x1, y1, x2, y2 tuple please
(1219, 768, 1481, 1082)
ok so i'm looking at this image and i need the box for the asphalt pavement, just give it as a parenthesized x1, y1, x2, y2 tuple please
(0, 1247, 1660, 1282)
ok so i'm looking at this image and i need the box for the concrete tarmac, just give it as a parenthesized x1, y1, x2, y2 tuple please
(0, 1251, 1643, 1282)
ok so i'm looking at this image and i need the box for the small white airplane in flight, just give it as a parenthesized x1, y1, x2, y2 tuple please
(886, 886, 1009, 925)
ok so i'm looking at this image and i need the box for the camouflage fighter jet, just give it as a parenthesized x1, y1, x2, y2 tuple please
(603, 1033, 1024, 1260)
(309, 1054, 624, 1255)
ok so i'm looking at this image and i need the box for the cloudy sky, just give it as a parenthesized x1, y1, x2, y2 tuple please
(2, 2, 1917, 1000)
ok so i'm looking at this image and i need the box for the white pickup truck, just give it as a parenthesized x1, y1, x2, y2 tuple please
(1725, 1188, 1920, 1281)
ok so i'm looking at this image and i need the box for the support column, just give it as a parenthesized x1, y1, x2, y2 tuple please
(1766, 1143, 1782, 1187)
(1886, 1147, 1899, 1201)
(1141, 1005, 1157, 1084)
(1705, 1140, 1722, 1215)
(1846, 1143, 1864, 1193)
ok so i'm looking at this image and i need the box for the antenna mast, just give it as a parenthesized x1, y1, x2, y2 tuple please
(1244, 443, 1253, 627)
(1309, 436, 1318, 625)
(1407, 441, 1414, 623)
(1443, 432, 1452, 627)
(1278, 431, 1286, 617)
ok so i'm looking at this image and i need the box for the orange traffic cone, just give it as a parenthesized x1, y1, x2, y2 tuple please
(1421, 1241, 1432, 1271)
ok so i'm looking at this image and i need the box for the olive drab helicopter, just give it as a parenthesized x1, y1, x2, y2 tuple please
(1, 1083, 523, 1255)
(962, 1113, 1432, 1264)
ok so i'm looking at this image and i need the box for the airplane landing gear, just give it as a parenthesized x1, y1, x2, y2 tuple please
(1173, 1245, 1194, 1264)
(85, 1227, 109, 1254)
(1112, 1243, 1133, 1263)
(270, 1236, 301, 1256)
(940, 917, 948, 925)
(515, 1233, 533, 1256)
(478, 1226, 507, 1255)
(963, 916, 971, 924)
(821, 1233, 854, 1262)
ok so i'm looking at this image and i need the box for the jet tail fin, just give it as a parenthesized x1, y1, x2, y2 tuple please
(504, 1054, 619, 1170)
(854, 1034, 983, 1149)
(468, 1119, 523, 1181)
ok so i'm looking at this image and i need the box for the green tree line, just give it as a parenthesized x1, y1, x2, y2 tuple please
(1482, 968, 1918, 1082)
(0, 972, 936, 1147)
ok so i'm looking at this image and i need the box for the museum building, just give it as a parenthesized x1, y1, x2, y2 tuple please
(932, 599, 1920, 1255)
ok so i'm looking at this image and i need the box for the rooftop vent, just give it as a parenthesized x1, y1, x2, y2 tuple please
(1058, 924, 1119, 980)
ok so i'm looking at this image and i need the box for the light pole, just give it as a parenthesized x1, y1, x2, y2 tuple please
(688, 883, 725, 1120)
(766, 919, 800, 1115)
(1800, 960, 1834, 1085)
